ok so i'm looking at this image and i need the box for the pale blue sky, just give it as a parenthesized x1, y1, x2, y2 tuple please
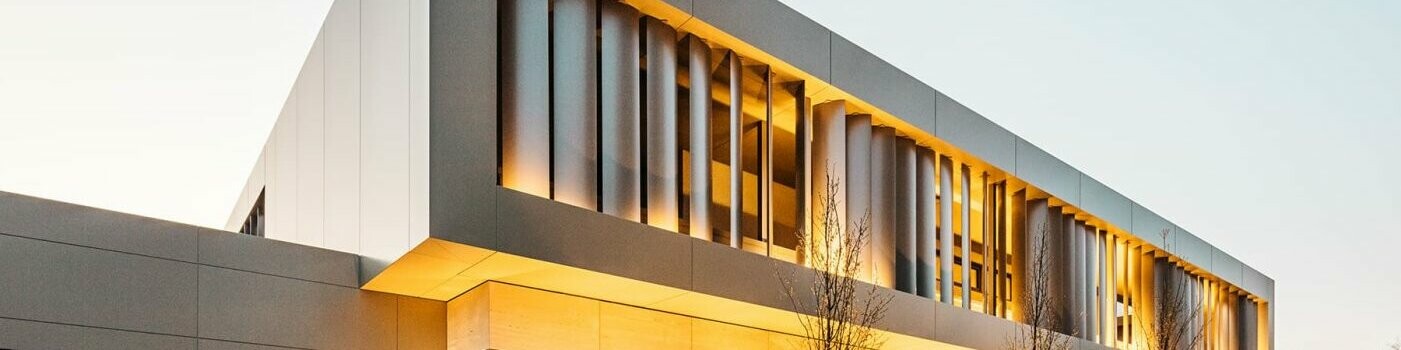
(1, 1, 1396, 348)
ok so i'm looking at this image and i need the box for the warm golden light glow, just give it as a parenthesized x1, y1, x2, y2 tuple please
(368, 238, 971, 350)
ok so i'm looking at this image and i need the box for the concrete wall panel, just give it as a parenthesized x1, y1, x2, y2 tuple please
(934, 303, 1018, 350)
(0, 191, 198, 262)
(934, 92, 1015, 172)
(1014, 138, 1080, 205)
(496, 190, 694, 291)
(0, 234, 198, 336)
(197, 266, 398, 349)
(197, 339, 297, 350)
(690, 0, 831, 81)
(1078, 174, 1131, 230)
(830, 35, 937, 133)
(0, 318, 195, 350)
(197, 228, 359, 287)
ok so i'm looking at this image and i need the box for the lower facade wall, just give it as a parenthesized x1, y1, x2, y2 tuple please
(445, 281, 824, 350)
(0, 191, 445, 350)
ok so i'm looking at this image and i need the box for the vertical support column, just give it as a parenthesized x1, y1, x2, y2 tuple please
(1071, 219, 1086, 338)
(500, 0, 550, 197)
(937, 155, 955, 304)
(681, 35, 711, 240)
(894, 138, 918, 293)
(915, 148, 937, 299)
(599, 1, 640, 221)
(992, 182, 1005, 316)
(846, 114, 873, 277)
(870, 127, 897, 288)
(1109, 235, 1120, 346)
(1008, 189, 1027, 321)
(811, 101, 847, 259)
(1087, 225, 1100, 343)
(726, 52, 743, 248)
(550, 0, 598, 209)
(1128, 244, 1140, 346)
(960, 164, 972, 309)
(1101, 231, 1114, 346)
(1240, 297, 1257, 350)
(1140, 247, 1157, 349)
(641, 17, 678, 231)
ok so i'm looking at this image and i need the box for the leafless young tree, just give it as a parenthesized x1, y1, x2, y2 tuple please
(1135, 228, 1209, 350)
(1003, 223, 1074, 350)
(778, 169, 892, 350)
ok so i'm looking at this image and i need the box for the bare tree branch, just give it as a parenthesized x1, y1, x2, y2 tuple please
(778, 164, 893, 350)
(1003, 223, 1074, 350)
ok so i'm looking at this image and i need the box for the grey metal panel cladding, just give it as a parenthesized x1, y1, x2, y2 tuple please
(198, 339, 297, 350)
(1172, 226, 1212, 271)
(830, 35, 937, 134)
(642, 17, 680, 231)
(551, 0, 599, 210)
(683, 35, 713, 239)
(1211, 248, 1245, 287)
(934, 92, 1016, 172)
(0, 318, 195, 350)
(197, 228, 359, 288)
(894, 138, 919, 294)
(934, 303, 1018, 350)
(1242, 265, 1272, 300)
(499, 0, 550, 196)
(0, 234, 198, 336)
(1131, 203, 1173, 249)
(600, 2, 643, 221)
(0, 191, 198, 262)
(1079, 174, 1131, 231)
(691, 0, 831, 81)
(1014, 138, 1081, 205)
(496, 189, 693, 290)
(197, 266, 398, 349)
(430, 0, 498, 247)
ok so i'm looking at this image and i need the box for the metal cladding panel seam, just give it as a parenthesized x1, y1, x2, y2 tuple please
(1131, 203, 1174, 249)
(830, 35, 937, 134)
(691, 0, 831, 81)
(1014, 138, 1080, 206)
(1172, 225, 1212, 272)
(1211, 247, 1245, 287)
(934, 92, 1016, 172)
(1078, 174, 1131, 230)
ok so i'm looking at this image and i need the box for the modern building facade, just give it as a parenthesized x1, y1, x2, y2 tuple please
(0, 0, 1272, 349)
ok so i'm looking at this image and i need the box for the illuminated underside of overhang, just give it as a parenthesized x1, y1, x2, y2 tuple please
(363, 238, 973, 349)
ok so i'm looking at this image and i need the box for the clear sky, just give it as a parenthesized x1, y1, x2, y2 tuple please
(1, 1, 1396, 348)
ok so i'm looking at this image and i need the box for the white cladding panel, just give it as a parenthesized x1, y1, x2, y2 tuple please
(296, 31, 327, 246)
(227, 0, 428, 265)
(323, 0, 363, 254)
